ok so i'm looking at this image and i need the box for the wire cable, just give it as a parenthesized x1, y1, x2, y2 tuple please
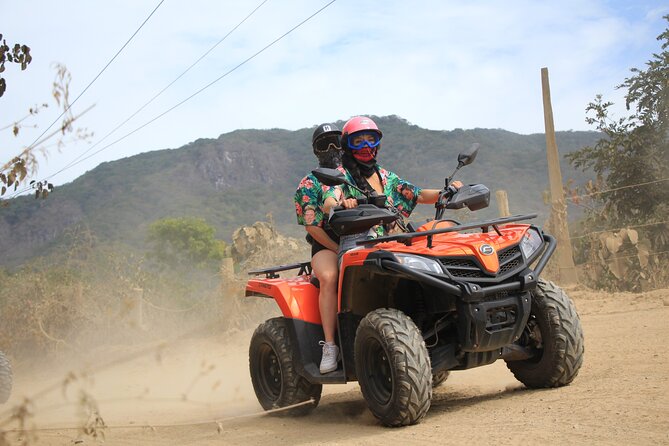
(7, 0, 337, 199)
(569, 220, 669, 240)
(57, 0, 270, 176)
(17, 0, 166, 156)
(63, 0, 337, 174)
(566, 178, 669, 201)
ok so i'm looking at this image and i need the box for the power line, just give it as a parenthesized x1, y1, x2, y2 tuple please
(6, 0, 336, 200)
(56, 0, 270, 177)
(18, 0, 166, 157)
(41, 0, 338, 180)
(576, 250, 669, 266)
(566, 178, 669, 201)
(569, 220, 669, 240)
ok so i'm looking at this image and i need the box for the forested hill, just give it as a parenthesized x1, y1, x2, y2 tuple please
(0, 115, 600, 266)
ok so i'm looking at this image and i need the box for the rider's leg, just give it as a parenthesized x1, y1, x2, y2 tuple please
(311, 249, 339, 344)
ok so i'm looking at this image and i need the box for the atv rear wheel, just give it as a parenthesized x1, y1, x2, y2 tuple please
(355, 308, 432, 427)
(432, 370, 450, 388)
(249, 318, 321, 416)
(505, 279, 584, 388)
(0, 351, 12, 404)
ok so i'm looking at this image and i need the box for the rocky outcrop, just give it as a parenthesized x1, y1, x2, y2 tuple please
(231, 221, 309, 269)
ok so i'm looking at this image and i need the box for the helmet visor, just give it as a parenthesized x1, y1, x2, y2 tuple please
(348, 131, 381, 150)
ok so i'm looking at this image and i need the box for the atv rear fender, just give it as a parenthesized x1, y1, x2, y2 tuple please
(246, 275, 321, 324)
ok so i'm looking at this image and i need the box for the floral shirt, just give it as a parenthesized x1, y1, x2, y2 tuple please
(294, 166, 347, 227)
(326, 165, 422, 218)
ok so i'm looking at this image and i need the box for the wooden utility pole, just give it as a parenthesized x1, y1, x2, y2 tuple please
(495, 190, 511, 217)
(541, 67, 578, 284)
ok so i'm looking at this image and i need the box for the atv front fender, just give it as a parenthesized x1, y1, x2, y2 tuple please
(246, 275, 322, 324)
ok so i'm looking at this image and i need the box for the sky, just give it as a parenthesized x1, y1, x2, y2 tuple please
(1, 0, 667, 188)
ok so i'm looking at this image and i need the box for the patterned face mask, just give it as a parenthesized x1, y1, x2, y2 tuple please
(352, 146, 377, 163)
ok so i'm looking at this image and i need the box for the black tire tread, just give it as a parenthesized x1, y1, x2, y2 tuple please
(506, 279, 584, 388)
(432, 370, 450, 388)
(356, 308, 432, 426)
(249, 318, 321, 416)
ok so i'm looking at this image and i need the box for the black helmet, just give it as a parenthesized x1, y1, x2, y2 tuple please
(312, 123, 341, 151)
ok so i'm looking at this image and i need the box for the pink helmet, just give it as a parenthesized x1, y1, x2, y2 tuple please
(342, 116, 383, 140)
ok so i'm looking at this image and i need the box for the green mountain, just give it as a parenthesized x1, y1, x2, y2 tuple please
(0, 116, 599, 266)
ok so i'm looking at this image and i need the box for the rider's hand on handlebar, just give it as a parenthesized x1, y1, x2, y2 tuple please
(341, 198, 358, 209)
(446, 180, 464, 197)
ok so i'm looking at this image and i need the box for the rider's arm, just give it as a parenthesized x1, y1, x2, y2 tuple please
(417, 189, 441, 204)
(323, 185, 359, 215)
(305, 226, 339, 252)
(417, 181, 463, 204)
(324, 195, 358, 214)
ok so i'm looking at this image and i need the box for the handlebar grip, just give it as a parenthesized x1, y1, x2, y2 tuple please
(356, 197, 368, 205)
(332, 206, 345, 212)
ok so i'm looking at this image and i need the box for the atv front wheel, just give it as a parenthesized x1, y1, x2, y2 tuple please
(432, 370, 450, 388)
(505, 279, 584, 388)
(249, 318, 321, 416)
(0, 351, 12, 404)
(355, 308, 432, 427)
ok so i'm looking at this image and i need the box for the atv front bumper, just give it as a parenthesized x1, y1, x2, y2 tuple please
(364, 234, 556, 301)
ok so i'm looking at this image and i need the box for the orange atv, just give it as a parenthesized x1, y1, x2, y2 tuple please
(245, 145, 584, 426)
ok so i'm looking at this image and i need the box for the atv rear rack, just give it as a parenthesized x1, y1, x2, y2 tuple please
(248, 261, 312, 279)
(357, 213, 538, 249)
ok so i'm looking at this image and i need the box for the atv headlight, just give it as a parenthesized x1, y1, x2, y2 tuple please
(520, 228, 544, 260)
(395, 253, 443, 274)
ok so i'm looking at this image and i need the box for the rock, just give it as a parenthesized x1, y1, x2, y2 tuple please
(230, 221, 308, 269)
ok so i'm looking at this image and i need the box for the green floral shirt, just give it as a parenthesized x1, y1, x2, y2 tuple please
(294, 173, 329, 227)
(326, 166, 422, 217)
(294, 166, 347, 227)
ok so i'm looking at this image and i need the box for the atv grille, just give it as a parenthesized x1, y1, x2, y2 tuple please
(498, 246, 523, 274)
(439, 245, 524, 279)
(440, 258, 486, 278)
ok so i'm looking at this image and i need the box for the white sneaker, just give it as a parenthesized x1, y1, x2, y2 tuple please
(319, 341, 339, 374)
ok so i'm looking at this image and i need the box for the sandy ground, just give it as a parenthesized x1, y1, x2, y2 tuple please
(2, 286, 668, 445)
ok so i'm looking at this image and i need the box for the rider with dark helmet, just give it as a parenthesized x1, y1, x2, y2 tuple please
(294, 123, 344, 374)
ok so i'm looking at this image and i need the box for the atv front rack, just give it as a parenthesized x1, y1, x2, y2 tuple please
(357, 213, 538, 249)
(248, 261, 312, 279)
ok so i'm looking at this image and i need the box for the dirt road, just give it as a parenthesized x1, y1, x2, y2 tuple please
(3, 287, 668, 445)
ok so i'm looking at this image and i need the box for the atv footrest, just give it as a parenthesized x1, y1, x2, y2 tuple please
(302, 363, 346, 384)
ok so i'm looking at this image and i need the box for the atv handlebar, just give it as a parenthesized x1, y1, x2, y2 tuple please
(435, 185, 458, 220)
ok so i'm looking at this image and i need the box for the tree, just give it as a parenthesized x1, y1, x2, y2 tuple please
(0, 34, 32, 98)
(147, 217, 227, 269)
(1, 35, 92, 201)
(567, 16, 669, 289)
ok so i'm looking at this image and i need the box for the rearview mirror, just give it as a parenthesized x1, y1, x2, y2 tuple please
(311, 168, 347, 186)
(457, 143, 480, 167)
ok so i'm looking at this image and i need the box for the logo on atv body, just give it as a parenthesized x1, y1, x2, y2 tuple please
(479, 244, 495, 255)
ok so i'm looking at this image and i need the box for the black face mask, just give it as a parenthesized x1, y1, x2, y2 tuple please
(354, 155, 377, 177)
(313, 135, 342, 168)
(315, 147, 342, 168)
